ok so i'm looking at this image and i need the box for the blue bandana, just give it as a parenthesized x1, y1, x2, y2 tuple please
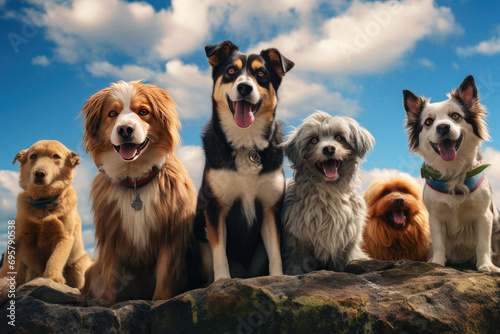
(24, 195, 60, 209)
(421, 164, 490, 195)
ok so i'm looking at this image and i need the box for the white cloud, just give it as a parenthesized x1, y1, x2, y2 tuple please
(250, 0, 460, 74)
(176, 145, 204, 189)
(483, 147, 500, 208)
(457, 28, 500, 56)
(360, 168, 424, 194)
(39, 0, 219, 64)
(86, 59, 212, 119)
(0, 170, 21, 220)
(31, 55, 50, 67)
(72, 154, 97, 228)
(279, 74, 362, 119)
(417, 58, 434, 69)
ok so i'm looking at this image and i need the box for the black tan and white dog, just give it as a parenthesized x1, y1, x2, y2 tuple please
(282, 111, 375, 274)
(194, 40, 294, 280)
(403, 75, 500, 272)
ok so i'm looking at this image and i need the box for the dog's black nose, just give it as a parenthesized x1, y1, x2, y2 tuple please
(436, 124, 450, 135)
(394, 198, 405, 206)
(323, 146, 335, 156)
(118, 124, 134, 139)
(35, 170, 45, 179)
(237, 82, 253, 97)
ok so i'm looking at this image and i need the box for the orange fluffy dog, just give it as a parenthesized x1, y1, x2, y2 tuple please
(0, 140, 91, 289)
(80, 80, 196, 302)
(362, 176, 430, 262)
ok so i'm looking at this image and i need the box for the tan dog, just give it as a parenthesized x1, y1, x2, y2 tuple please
(0, 140, 91, 289)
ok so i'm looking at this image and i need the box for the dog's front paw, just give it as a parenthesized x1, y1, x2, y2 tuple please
(46, 274, 66, 284)
(477, 264, 500, 273)
(428, 257, 445, 267)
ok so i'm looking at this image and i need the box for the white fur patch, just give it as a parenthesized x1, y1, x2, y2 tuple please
(207, 150, 284, 224)
(109, 182, 159, 252)
(219, 111, 270, 150)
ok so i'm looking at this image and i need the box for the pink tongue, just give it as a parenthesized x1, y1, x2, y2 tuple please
(233, 101, 255, 128)
(119, 144, 140, 160)
(438, 141, 457, 162)
(322, 161, 338, 178)
(393, 209, 406, 225)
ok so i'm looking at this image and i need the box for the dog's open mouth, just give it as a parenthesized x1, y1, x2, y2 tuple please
(316, 159, 341, 179)
(430, 134, 463, 162)
(113, 138, 149, 161)
(227, 96, 263, 128)
(388, 208, 408, 228)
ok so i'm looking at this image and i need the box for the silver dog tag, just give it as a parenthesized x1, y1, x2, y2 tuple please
(131, 194, 143, 211)
(131, 179, 143, 211)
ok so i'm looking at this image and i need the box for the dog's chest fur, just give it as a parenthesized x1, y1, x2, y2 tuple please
(208, 150, 284, 223)
(283, 178, 365, 262)
(424, 180, 493, 262)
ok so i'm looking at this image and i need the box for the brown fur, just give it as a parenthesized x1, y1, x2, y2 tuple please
(0, 140, 91, 289)
(80, 81, 196, 302)
(362, 177, 430, 262)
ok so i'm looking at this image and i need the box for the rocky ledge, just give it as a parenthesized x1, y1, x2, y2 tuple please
(1, 260, 499, 333)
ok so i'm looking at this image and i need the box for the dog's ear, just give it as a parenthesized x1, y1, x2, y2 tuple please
(13, 149, 28, 165)
(284, 130, 301, 166)
(403, 89, 425, 123)
(80, 87, 111, 153)
(451, 75, 478, 107)
(67, 151, 81, 167)
(205, 41, 239, 69)
(260, 48, 294, 78)
(346, 119, 375, 160)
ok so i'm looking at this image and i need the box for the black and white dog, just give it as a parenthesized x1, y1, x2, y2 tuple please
(282, 111, 374, 274)
(194, 40, 294, 280)
(403, 75, 500, 272)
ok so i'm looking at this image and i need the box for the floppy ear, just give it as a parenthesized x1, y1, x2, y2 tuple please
(284, 129, 301, 166)
(346, 119, 375, 160)
(205, 40, 239, 69)
(141, 83, 181, 149)
(260, 48, 294, 78)
(67, 151, 81, 167)
(451, 75, 478, 107)
(80, 87, 111, 153)
(403, 89, 425, 123)
(13, 149, 28, 165)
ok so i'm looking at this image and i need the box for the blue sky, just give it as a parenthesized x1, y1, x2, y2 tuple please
(1, 0, 500, 255)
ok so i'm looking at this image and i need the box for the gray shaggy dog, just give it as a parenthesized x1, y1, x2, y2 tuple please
(282, 111, 375, 274)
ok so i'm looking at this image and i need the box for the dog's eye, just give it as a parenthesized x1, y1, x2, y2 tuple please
(335, 135, 343, 142)
(227, 67, 236, 75)
(310, 138, 318, 144)
(109, 110, 118, 117)
(139, 109, 149, 116)
(53, 154, 61, 160)
(451, 113, 462, 121)
(381, 190, 390, 197)
(257, 70, 265, 77)
(401, 188, 408, 194)
(424, 118, 433, 126)
(30, 154, 37, 159)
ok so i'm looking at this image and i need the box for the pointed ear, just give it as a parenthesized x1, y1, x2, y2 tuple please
(284, 129, 301, 166)
(452, 75, 478, 107)
(403, 89, 425, 123)
(260, 48, 294, 78)
(67, 151, 81, 167)
(13, 149, 28, 165)
(205, 40, 239, 69)
(346, 119, 375, 160)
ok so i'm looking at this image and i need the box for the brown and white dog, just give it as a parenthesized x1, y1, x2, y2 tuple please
(0, 140, 91, 289)
(80, 80, 197, 301)
(362, 176, 430, 262)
